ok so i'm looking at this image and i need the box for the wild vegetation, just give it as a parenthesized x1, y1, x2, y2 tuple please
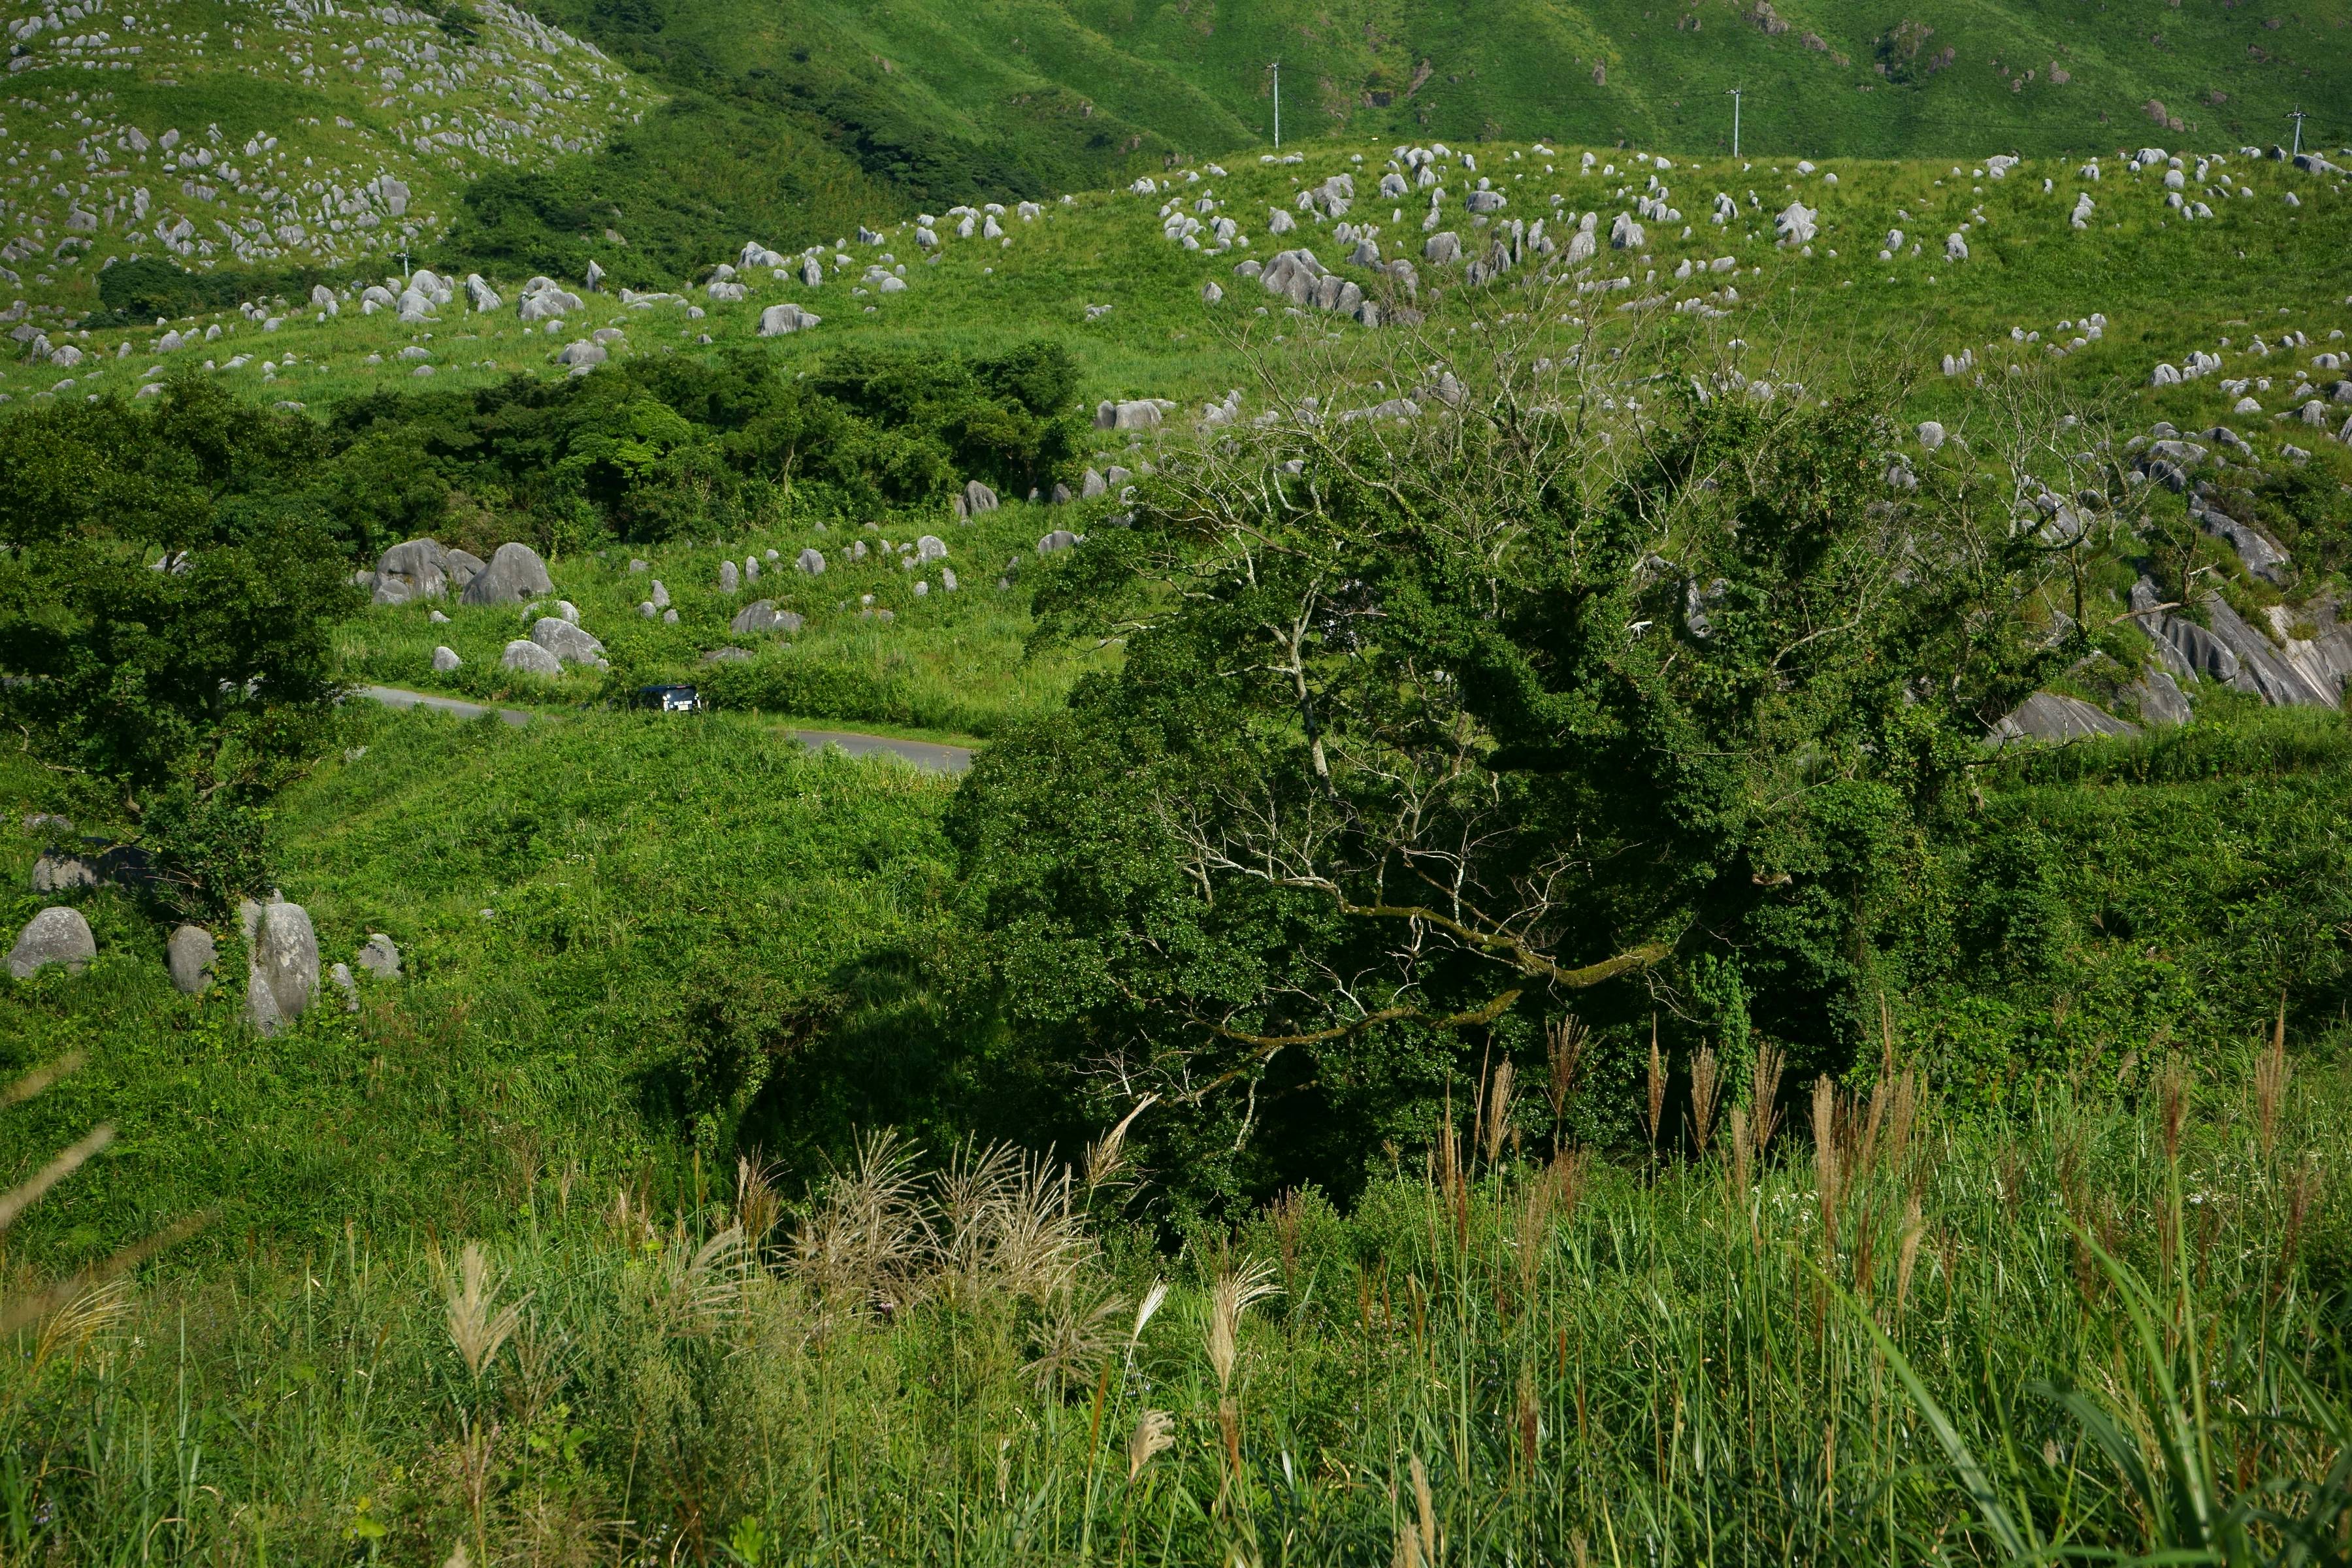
(3, 102, 2352, 1562)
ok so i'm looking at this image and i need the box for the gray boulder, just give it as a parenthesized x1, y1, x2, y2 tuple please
(167, 923, 216, 994)
(500, 639, 564, 677)
(757, 302, 823, 336)
(796, 547, 826, 576)
(1037, 530, 1079, 555)
(373, 537, 453, 602)
(242, 898, 318, 1035)
(8, 907, 95, 980)
(719, 560, 740, 593)
(460, 543, 555, 606)
(1989, 692, 2138, 745)
(917, 534, 949, 563)
(2129, 670, 2193, 727)
(730, 600, 805, 636)
(701, 646, 755, 664)
(529, 617, 606, 667)
(444, 549, 487, 592)
(432, 645, 463, 672)
(329, 962, 359, 1013)
(32, 851, 100, 894)
(962, 480, 1000, 515)
(357, 932, 402, 979)
(649, 580, 670, 610)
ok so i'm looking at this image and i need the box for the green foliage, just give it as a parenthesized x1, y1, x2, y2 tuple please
(88, 258, 359, 331)
(949, 361, 2068, 1200)
(0, 381, 351, 913)
(437, 93, 905, 287)
(314, 342, 1083, 547)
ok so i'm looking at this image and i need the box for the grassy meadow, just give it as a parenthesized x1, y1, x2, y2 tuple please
(6, 123, 2352, 1561)
(0, 1039, 2344, 1562)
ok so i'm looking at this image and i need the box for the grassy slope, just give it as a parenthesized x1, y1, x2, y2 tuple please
(560, 0, 2352, 170)
(10, 137, 2348, 457)
(0, 706, 972, 1261)
(0, 0, 647, 313)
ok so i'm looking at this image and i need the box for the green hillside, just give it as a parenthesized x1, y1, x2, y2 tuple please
(0, 0, 655, 325)
(530, 0, 2352, 221)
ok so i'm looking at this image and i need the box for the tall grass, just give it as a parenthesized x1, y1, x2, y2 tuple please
(3, 1043, 2343, 1563)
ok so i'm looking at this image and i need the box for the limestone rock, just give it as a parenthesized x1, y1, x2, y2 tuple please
(242, 898, 318, 1036)
(500, 639, 564, 677)
(796, 548, 826, 576)
(1989, 692, 2138, 745)
(357, 933, 402, 980)
(433, 645, 463, 672)
(529, 617, 607, 667)
(167, 923, 216, 994)
(8, 907, 95, 980)
(730, 600, 804, 636)
(719, 560, 740, 593)
(757, 303, 823, 336)
(460, 543, 555, 606)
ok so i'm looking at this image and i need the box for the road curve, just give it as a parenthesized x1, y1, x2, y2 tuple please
(353, 686, 973, 774)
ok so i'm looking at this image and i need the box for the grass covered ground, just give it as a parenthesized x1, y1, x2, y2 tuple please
(12, 137, 2351, 443)
(0, 1041, 2344, 1561)
(0, 704, 979, 1264)
(333, 500, 1103, 738)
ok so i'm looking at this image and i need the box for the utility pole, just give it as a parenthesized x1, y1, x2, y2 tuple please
(1272, 61, 1281, 149)
(2288, 105, 2306, 157)
(1727, 86, 1742, 159)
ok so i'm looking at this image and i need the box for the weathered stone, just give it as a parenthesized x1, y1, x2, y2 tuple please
(1037, 530, 1079, 555)
(962, 480, 1000, 515)
(32, 851, 100, 894)
(500, 639, 564, 677)
(719, 560, 740, 592)
(730, 600, 804, 636)
(1989, 692, 2138, 745)
(701, 646, 755, 664)
(796, 548, 826, 576)
(758, 302, 823, 336)
(9, 907, 95, 980)
(357, 933, 401, 980)
(2129, 670, 2193, 727)
(432, 645, 463, 672)
(460, 543, 555, 606)
(917, 534, 949, 563)
(1917, 421, 1946, 450)
(529, 617, 607, 667)
(242, 898, 318, 1036)
(167, 923, 216, 994)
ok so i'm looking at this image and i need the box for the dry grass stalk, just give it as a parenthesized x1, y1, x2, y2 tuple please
(2158, 1057, 2190, 1162)
(1544, 1015, 1587, 1150)
(27, 1277, 129, 1376)
(1127, 1409, 1175, 1482)
(1024, 1292, 1125, 1395)
(1688, 1045, 1722, 1156)
(1128, 1278, 1169, 1360)
(1812, 1076, 1842, 1255)
(2255, 1015, 2289, 1164)
(1481, 1060, 1516, 1166)
(1393, 1520, 1424, 1568)
(1748, 1041, 1786, 1158)
(1411, 1453, 1439, 1565)
(1516, 1367, 1541, 1471)
(1727, 1113, 1753, 1195)
(1894, 1193, 1926, 1316)
(1085, 1093, 1158, 1194)
(447, 1242, 528, 1380)
(734, 1156, 780, 1252)
(1644, 1024, 1667, 1155)
(0, 1124, 114, 1235)
(1205, 1257, 1280, 1394)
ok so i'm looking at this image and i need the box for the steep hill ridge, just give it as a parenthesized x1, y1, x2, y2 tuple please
(547, 0, 2352, 179)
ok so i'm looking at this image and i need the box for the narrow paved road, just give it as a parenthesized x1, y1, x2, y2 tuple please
(354, 686, 974, 774)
